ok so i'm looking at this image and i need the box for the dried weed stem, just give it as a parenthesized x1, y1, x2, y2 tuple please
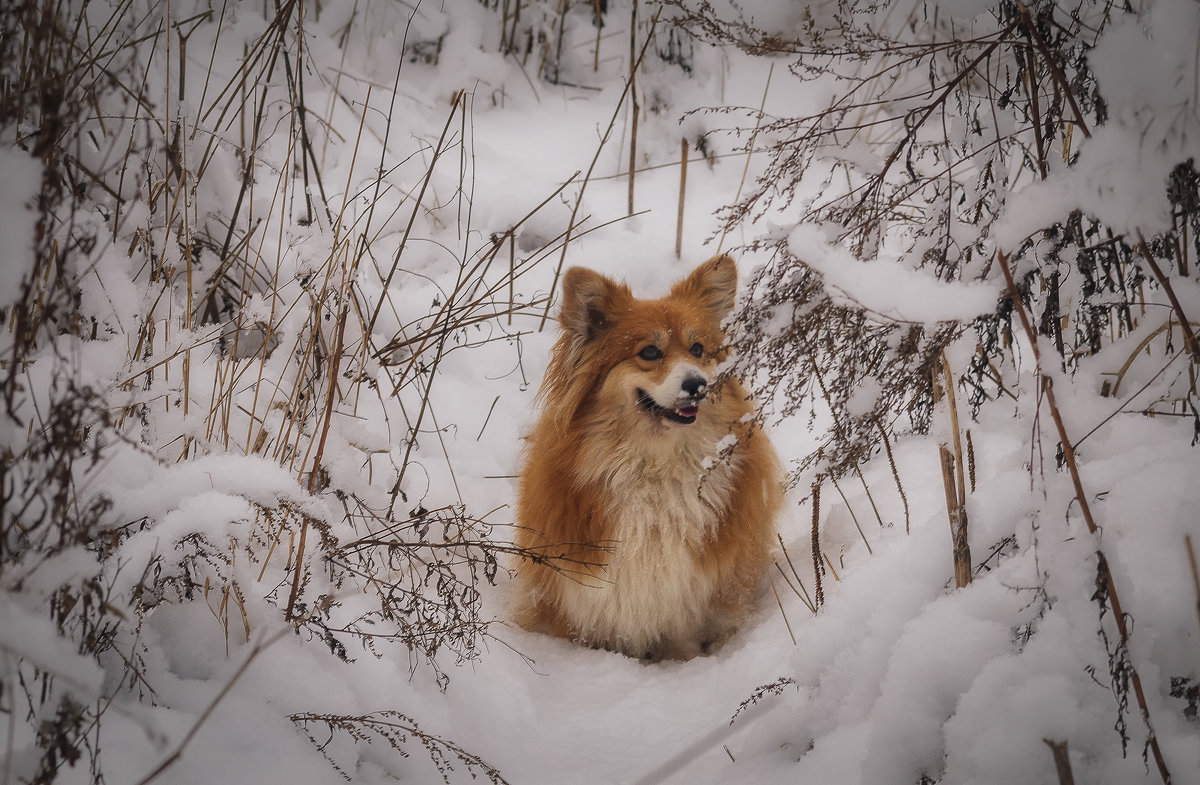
(1000, 250, 1171, 785)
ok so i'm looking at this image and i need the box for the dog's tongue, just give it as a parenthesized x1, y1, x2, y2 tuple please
(675, 405, 699, 418)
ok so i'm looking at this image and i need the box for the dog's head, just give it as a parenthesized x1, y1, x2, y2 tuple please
(542, 255, 738, 433)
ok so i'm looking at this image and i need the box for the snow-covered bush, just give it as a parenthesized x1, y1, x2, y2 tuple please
(666, 0, 1200, 782)
(1, 2, 543, 781)
(671, 0, 1199, 476)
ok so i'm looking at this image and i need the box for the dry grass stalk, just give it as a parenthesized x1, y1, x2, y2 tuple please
(627, 0, 640, 216)
(830, 473, 872, 555)
(771, 579, 797, 646)
(822, 552, 841, 582)
(938, 445, 971, 589)
(811, 477, 824, 609)
(287, 292, 350, 620)
(854, 466, 887, 529)
(509, 232, 516, 325)
(942, 353, 968, 512)
(591, 0, 603, 71)
(1043, 739, 1076, 785)
(1103, 320, 1193, 399)
(933, 354, 971, 588)
(366, 91, 464, 337)
(676, 136, 688, 259)
(777, 535, 817, 614)
(775, 562, 817, 616)
(877, 419, 910, 534)
(291, 710, 509, 784)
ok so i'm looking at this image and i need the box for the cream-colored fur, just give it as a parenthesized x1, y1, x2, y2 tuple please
(559, 417, 740, 658)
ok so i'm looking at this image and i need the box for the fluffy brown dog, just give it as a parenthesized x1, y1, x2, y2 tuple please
(512, 255, 783, 660)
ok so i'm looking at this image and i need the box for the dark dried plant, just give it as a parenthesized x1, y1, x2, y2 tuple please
(667, 0, 1198, 480)
(0, 2, 585, 783)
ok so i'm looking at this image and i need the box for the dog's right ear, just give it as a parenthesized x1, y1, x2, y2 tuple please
(559, 267, 629, 343)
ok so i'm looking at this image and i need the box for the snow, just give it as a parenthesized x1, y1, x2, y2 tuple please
(2, 2, 1199, 785)
(0, 601, 105, 699)
(788, 224, 1002, 323)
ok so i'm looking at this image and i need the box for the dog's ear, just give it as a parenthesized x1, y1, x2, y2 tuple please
(559, 267, 630, 343)
(672, 254, 738, 322)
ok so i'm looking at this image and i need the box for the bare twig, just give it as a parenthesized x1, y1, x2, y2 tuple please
(1015, 0, 1092, 140)
(857, 19, 1019, 230)
(133, 627, 291, 785)
(366, 91, 463, 339)
(1135, 236, 1200, 361)
(718, 61, 772, 253)
(830, 474, 872, 555)
(1043, 739, 1076, 785)
(770, 580, 797, 646)
(777, 535, 817, 614)
(1076, 348, 1186, 449)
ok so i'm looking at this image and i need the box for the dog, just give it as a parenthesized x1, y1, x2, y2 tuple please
(512, 255, 783, 660)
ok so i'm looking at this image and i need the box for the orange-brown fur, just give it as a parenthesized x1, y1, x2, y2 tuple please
(512, 255, 783, 660)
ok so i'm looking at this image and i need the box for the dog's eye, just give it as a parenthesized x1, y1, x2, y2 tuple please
(638, 345, 663, 361)
(689, 342, 704, 358)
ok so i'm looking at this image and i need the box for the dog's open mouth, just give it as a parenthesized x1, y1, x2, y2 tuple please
(637, 389, 701, 425)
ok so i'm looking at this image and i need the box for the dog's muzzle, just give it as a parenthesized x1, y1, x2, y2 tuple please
(637, 373, 707, 425)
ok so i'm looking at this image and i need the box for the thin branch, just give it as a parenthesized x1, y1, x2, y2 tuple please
(1135, 236, 1200, 361)
(538, 8, 662, 330)
(999, 250, 1172, 785)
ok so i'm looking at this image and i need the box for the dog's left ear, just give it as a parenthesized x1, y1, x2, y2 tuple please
(559, 266, 631, 344)
(672, 254, 738, 322)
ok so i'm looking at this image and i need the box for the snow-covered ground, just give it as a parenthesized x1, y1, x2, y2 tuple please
(2, 1, 1199, 784)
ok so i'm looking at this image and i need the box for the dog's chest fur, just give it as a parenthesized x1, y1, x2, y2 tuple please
(561, 432, 739, 657)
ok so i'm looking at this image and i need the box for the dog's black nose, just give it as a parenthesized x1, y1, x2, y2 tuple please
(681, 375, 708, 398)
